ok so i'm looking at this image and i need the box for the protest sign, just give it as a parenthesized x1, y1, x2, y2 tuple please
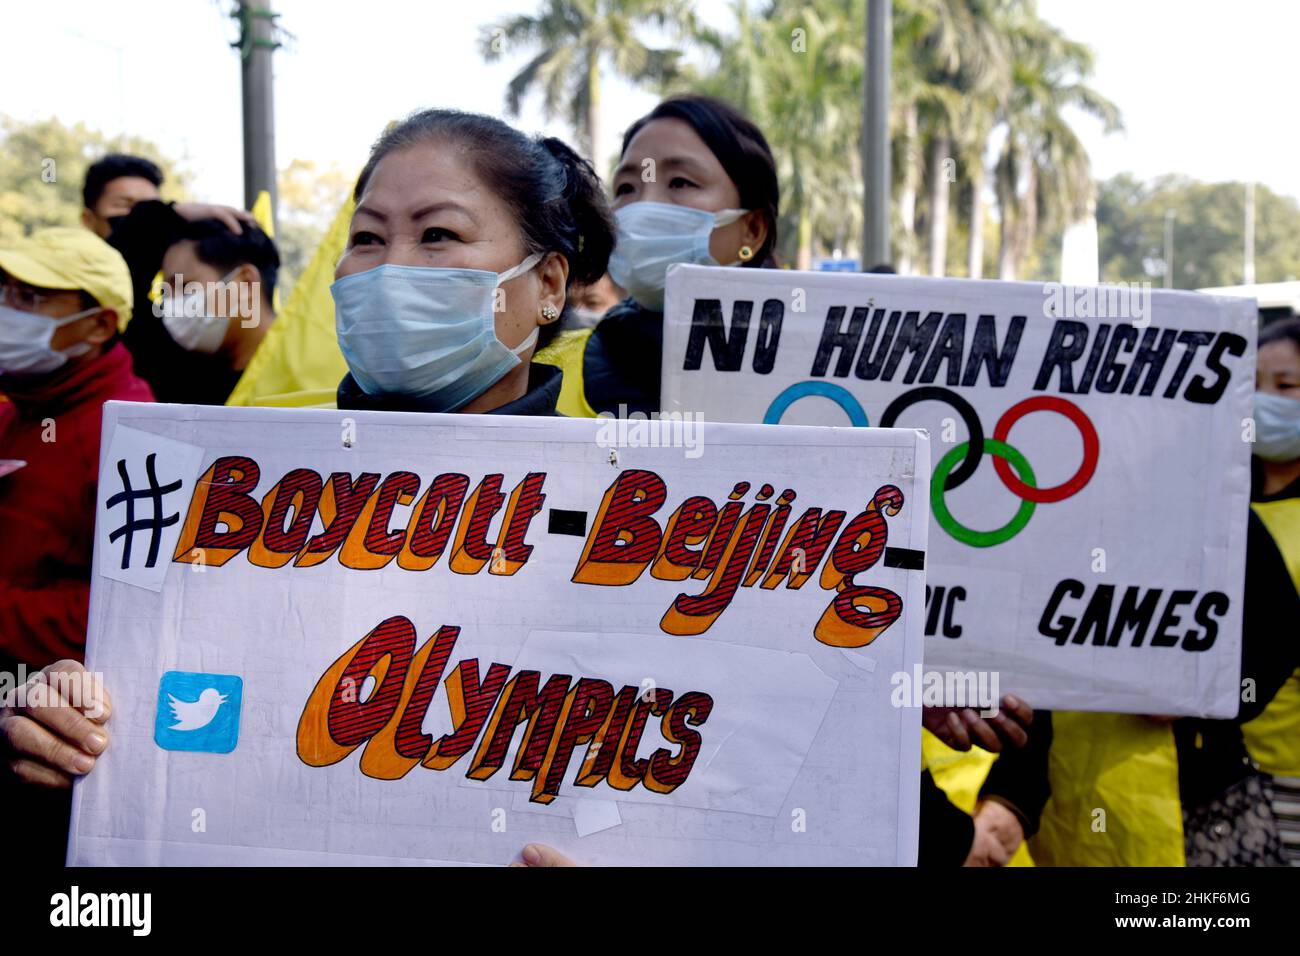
(69, 401, 929, 866)
(662, 264, 1257, 717)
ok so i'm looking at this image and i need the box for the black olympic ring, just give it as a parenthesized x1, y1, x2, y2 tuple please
(878, 386, 985, 492)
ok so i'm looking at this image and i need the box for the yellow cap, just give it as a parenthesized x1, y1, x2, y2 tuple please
(0, 227, 133, 331)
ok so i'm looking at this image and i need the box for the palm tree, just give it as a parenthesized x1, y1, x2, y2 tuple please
(480, 0, 696, 166)
(926, 1, 1008, 278)
(952, 0, 1017, 278)
(680, 0, 863, 269)
(958, 92, 999, 278)
(992, 6, 1121, 279)
(890, 0, 1011, 278)
(891, 0, 964, 274)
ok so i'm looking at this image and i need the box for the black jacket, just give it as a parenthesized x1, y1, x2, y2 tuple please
(336, 363, 564, 417)
(918, 769, 977, 866)
(582, 298, 663, 417)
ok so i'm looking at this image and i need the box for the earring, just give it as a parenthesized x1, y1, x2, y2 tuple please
(738, 245, 754, 262)
(541, 305, 559, 321)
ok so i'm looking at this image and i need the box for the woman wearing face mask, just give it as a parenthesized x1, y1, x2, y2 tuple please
(536, 95, 779, 418)
(0, 110, 614, 869)
(1241, 317, 1300, 863)
(332, 110, 615, 416)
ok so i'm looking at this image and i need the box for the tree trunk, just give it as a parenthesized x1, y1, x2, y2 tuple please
(897, 103, 919, 274)
(997, 144, 1019, 281)
(797, 202, 813, 271)
(586, 47, 602, 168)
(1015, 163, 1038, 279)
(998, 214, 1017, 279)
(967, 151, 986, 279)
(928, 134, 951, 277)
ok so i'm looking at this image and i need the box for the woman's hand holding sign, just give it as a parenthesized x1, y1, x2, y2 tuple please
(0, 659, 111, 788)
(922, 694, 1033, 753)
(510, 844, 577, 867)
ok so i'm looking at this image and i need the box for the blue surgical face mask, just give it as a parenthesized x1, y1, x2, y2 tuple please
(608, 202, 749, 310)
(0, 302, 99, 376)
(1255, 390, 1300, 463)
(331, 253, 544, 410)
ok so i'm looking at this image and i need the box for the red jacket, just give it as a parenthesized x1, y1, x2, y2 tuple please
(0, 343, 154, 668)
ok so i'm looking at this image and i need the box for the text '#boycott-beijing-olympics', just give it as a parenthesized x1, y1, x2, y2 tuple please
(169, 460, 911, 802)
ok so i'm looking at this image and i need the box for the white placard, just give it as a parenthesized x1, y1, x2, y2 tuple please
(70, 401, 929, 866)
(662, 264, 1257, 717)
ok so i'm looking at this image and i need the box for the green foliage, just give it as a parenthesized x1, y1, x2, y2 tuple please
(656, 0, 1119, 276)
(275, 159, 357, 298)
(1097, 174, 1300, 289)
(674, 0, 865, 268)
(480, 0, 696, 166)
(0, 115, 189, 243)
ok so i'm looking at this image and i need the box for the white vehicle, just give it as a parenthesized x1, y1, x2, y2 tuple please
(1199, 280, 1300, 323)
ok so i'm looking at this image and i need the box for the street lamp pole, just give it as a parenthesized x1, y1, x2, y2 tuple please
(234, 1, 280, 232)
(862, 0, 892, 269)
(1164, 210, 1175, 289)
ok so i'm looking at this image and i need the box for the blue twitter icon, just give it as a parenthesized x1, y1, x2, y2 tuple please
(154, 672, 243, 753)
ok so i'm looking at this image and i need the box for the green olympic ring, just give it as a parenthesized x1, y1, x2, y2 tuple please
(931, 439, 1038, 548)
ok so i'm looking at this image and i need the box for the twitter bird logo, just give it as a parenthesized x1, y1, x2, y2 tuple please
(154, 672, 242, 753)
(168, 687, 228, 731)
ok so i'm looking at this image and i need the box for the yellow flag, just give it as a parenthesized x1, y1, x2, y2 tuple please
(226, 194, 354, 408)
(250, 190, 281, 313)
(250, 190, 275, 237)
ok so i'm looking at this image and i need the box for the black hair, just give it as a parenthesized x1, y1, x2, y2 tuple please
(83, 154, 163, 209)
(1260, 316, 1300, 352)
(171, 218, 280, 306)
(620, 95, 780, 268)
(354, 109, 616, 349)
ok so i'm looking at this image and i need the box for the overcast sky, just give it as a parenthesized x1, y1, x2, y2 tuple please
(6, 0, 1294, 207)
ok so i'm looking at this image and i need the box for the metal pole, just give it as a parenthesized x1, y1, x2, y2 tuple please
(1163, 210, 1174, 289)
(235, 1, 279, 231)
(862, 0, 892, 269)
(1244, 182, 1256, 285)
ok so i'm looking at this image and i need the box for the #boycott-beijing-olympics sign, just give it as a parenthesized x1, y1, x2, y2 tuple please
(662, 265, 1257, 717)
(70, 402, 928, 866)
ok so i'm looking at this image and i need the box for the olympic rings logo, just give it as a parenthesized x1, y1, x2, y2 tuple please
(763, 383, 1100, 547)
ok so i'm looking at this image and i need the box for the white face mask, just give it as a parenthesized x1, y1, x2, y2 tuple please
(0, 303, 99, 376)
(1255, 390, 1300, 463)
(331, 253, 543, 409)
(567, 307, 605, 329)
(607, 202, 749, 310)
(159, 269, 239, 354)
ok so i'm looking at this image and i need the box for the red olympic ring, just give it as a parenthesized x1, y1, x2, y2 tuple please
(992, 396, 1099, 504)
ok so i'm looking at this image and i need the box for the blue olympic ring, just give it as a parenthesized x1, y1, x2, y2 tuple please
(762, 381, 871, 427)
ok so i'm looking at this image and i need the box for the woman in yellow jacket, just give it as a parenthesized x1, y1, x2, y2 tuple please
(983, 319, 1300, 867)
(1242, 317, 1300, 863)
